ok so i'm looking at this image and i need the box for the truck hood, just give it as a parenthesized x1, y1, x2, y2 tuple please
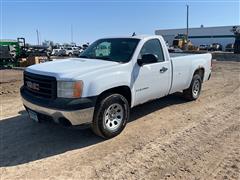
(25, 58, 119, 80)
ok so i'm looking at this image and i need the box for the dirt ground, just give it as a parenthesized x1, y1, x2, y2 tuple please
(0, 61, 239, 180)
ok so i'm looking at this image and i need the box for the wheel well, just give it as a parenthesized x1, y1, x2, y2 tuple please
(97, 86, 132, 106)
(194, 68, 205, 81)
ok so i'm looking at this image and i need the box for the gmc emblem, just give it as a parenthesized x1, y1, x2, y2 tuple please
(26, 81, 40, 91)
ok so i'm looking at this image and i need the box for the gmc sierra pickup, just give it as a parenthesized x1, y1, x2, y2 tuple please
(21, 35, 212, 138)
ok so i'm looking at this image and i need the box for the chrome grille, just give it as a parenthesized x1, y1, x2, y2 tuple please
(24, 71, 57, 99)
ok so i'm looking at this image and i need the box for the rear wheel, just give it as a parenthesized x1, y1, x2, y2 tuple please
(91, 93, 129, 139)
(183, 74, 202, 100)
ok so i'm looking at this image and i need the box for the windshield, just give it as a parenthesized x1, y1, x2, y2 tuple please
(79, 38, 140, 63)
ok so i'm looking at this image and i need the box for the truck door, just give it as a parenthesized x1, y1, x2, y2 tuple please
(133, 38, 171, 106)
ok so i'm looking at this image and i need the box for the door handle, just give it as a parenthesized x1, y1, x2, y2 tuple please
(160, 67, 168, 73)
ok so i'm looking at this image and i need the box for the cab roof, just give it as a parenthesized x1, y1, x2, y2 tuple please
(100, 35, 162, 40)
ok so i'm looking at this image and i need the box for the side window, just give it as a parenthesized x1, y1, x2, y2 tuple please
(139, 39, 164, 62)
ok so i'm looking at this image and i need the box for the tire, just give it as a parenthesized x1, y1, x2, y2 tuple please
(183, 74, 202, 100)
(91, 93, 130, 139)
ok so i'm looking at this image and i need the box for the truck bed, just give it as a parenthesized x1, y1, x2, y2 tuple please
(169, 52, 212, 94)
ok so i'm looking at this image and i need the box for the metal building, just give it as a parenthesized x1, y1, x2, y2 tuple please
(155, 25, 237, 50)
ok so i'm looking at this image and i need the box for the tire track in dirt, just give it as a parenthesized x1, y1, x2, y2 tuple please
(91, 93, 240, 180)
(0, 62, 239, 180)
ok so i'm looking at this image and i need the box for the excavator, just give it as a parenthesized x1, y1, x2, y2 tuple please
(172, 34, 188, 49)
(172, 34, 198, 50)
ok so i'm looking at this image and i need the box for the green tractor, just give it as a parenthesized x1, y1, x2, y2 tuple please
(0, 38, 25, 68)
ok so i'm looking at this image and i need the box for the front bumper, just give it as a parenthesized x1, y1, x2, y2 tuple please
(21, 87, 96, 126)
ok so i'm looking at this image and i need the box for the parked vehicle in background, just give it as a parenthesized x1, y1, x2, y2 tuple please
(73, 48, 82, 56)
(234, 39, 240, 54)
(25, 45, 51, 58)
(208, 43, 223, 51)
(225, 44, 234, 52)
(21, 35, 212, 139)
(52, 47, 66, 56)
(82, 44, 89, 50)
(76, 46, 83, 53)
(64, 47, 81, 56)
(199, 44, 209, 51)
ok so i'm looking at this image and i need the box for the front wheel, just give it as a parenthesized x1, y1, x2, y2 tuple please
(91, 93, 129, 139)
(183, 74, 202, 100)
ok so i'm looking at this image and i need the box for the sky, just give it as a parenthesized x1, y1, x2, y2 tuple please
(1, 0, 239, 45)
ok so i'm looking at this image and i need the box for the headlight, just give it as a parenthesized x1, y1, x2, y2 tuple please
(57, 81, 83, 98)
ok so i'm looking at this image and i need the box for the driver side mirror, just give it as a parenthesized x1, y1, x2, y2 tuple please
(137, 54, 158, 66)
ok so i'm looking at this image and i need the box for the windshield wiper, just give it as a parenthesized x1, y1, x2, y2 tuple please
(95, 57, 113, 61)
(79, 55, 90, 58)
(95, 57, 125, 63)
(80, 55, 122, 63)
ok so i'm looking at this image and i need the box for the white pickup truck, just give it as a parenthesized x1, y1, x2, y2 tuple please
(21, 35, 212, 138)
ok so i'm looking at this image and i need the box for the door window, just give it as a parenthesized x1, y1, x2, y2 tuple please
(139, 39, 165, 62)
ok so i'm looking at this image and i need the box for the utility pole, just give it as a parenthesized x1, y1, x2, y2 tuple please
(186, 5, 189, 50)
(39, 31, 41, 45)
(71, 24, 73, 43)
(36, 29, 40, 45)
